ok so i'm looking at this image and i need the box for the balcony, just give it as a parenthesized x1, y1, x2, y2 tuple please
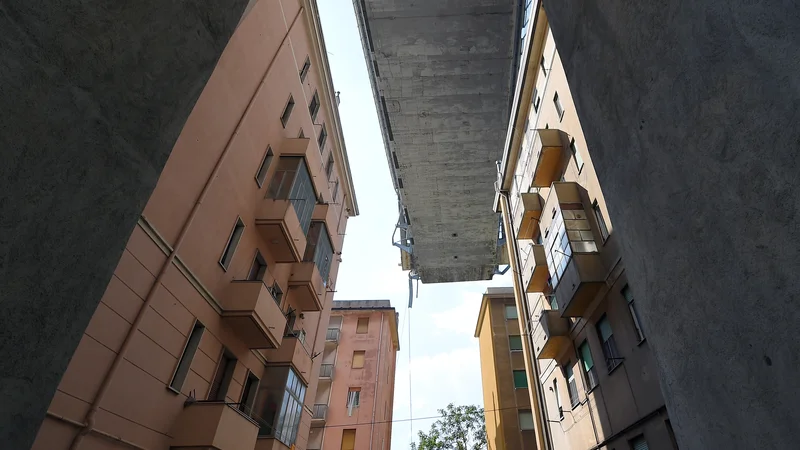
(311, 404, 328, 425)
(319, 363, 334, 380)
(516, 192, 544, 240)
(540, 182, 606, 318)
(532, 310, 571, 359)
(221, 281, 287, 349)
(325, 328, 340, 343)
(286, 262, 325, 312)
(262, 336, 312, 384)
(170, 401, 259, 450)
(280, 137, 324, 185)
(521, 244, 548, 293)
(255, 199, 307, 263)
(312, 202, 340, 236)
(531, 129, 569, 188)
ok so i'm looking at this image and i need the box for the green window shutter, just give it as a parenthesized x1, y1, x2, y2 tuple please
(579, 342, 594, 371)
(597, 316, 613, 341)
(509, 335, 523, 351)
(513, 370, 528, 388)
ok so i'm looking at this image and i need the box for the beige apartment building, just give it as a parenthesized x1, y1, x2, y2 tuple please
(31, 1, 358, 449)
(476, 288, 538, 450)
(307, 300, 399, 450)
(482, 5, 679, 450)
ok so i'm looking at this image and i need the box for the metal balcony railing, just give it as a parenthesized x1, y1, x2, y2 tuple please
(312, 404, 328, 420)
(319, 363, 334, 379)
(325, 328, 340, 342)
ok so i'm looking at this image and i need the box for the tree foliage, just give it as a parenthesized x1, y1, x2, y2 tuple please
(410, 403, 487, 450)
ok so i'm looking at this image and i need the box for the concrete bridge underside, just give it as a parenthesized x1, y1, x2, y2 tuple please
(354, 0, 521, 283)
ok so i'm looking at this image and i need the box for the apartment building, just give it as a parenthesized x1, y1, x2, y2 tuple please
(31, 1, 358, 449)
(475, 288, 538, 450)
(307, 301, 399, 450)
(484, 6, 678, 450)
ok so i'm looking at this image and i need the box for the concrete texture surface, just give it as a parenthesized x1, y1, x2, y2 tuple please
(0, 1, 247, 447)
(354, 0, 520, 282)
(545, 1, 800, 448)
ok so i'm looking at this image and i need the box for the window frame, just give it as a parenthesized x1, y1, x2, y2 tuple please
(356, 317, 369, 334)
(592, 200, 610, 242)
(255, 146, 274, 187)
(299, 56, 311, 82)
(266, 156, 317, 234)
(623, 285, 646, 342)
(508, 335, 523, 352)
(552, 379, 564, 420)
(208, 350, 237, 401)
(247, 250, 268, 281)
(352, 351, 366, 369)
(569, 138, 585, 173)
(309, 91, 320, 122)
(280, 95, 295, 128)
(578, 340, 599, 391)
(564, 362, 580, 407)
(596, 315, 623, 372)
(554, 92, 565, 120)
(346, 387, 361, 416)
(518, 409, 535, 431)
(513, 370, 528, 389)
(318, 123, 327, 152)
(219, 217, 245, 271)
(504, 304, 518, 320)
(169, 320, 205, 392)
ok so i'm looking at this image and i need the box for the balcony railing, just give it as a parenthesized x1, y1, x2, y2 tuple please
(221, 281, 287, 349)
(325, 328, 340, 342)
(312, 404, 328, 421)
(319, 363, 334, 379)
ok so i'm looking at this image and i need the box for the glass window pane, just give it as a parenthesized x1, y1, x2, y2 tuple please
(597, 317, 613, 341)
(518, 411, 535, 430)
(509, 335, 523, 351)
(505, 305, 518, 319)
(513, 370, 528, 388)
(579, 342, 594, 371)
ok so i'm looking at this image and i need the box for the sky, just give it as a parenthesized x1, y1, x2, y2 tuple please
(317, 1, 513, 449)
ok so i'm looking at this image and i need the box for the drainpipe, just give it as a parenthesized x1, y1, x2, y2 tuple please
(497, 191, 553, 450)
(370, 312, 385, 450)
(67, 7, 306, 450)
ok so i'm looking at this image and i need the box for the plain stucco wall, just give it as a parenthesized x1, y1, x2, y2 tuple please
(544, 1, 800, 448)
(0, 1, 248, 447)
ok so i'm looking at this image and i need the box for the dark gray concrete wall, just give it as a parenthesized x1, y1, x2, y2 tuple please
(0, 1, 248, 447)
(544, 1, 800, 448)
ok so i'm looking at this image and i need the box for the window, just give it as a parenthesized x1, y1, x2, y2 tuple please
(593, 200, 610, 242)
(569, 138, 585, 173)
(341, 429, 356, 450)
(553, 379, 563, 419)
(303, 222, 334, 282)
(623, 285, 645, 342)
(332, 180, 340, 202)
(269, 282, 283, 306)
(280, 95, 295, 128)
(255, 147, 274, 187)
(325, 153, 335, 180)
(219, 218, 245, 270)
(549, 294, 558, 310)
(208, 350, 237, 401)
(532, 87, 540, 112)
(170, 321, 205, 391)
(579, 341, 599, 390)
(239, 372, 260, 415)
(504, 305, 518, 320)
(597, 315, 622, 371)
(318, 123, 328, 152)
(565, 363, 579, 407)
(518, 410, 534, 431)
(309, 91, 320, 122)
(247, 251, 267, 281)
(513, 370, 528, 388)
(356, 317, 369, 334)
(509, 335, 523, 352)
(299, 56, 311, 82)
(298, 128, 305, 138)
(540, 56, 547, 76)
(267, 157, 317, 233)
(630, 435, 649, 450)
(554, 92, 565, 120)
(346, 387, 361, 416)
(255, 367, 307, 445)
(352, 351, 365, 369)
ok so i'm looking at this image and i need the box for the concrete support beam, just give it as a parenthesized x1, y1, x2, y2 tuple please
(0, 1, 247, 447)
(545, 2, 800, 448)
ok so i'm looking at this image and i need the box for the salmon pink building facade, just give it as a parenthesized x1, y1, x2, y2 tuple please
(308, 301, 399, 450)
(32, 1, 358, 449)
